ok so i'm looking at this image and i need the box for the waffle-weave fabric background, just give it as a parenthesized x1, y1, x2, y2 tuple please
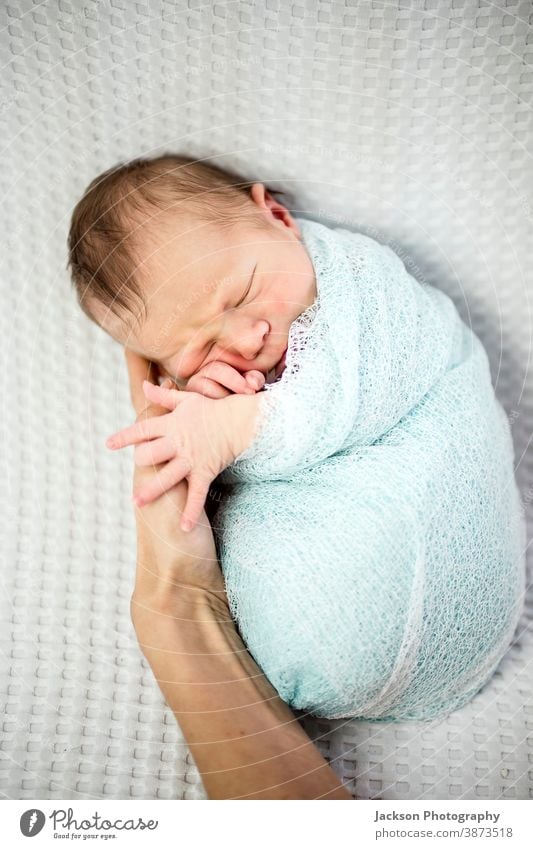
(0, 0, 531, 801)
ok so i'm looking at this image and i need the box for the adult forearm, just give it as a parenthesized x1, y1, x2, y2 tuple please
(132, 587, 351, 800)
(128, 422, 351, 800)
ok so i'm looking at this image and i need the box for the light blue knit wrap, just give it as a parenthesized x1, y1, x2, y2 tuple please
(213, 217, 526, 722)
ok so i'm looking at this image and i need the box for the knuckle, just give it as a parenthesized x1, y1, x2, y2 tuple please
(190, 378, 212, 397)
(199, 359, 219, 374)
(171, 432, 184, 453)
(134, 452, 151, 467)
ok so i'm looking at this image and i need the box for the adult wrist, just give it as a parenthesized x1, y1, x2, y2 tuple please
(130, 576, 228, 641)
(133, 483, 227, 610)
(133, 543, 228, 611)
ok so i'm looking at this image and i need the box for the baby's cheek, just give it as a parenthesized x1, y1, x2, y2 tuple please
(270, 300, 285, 316)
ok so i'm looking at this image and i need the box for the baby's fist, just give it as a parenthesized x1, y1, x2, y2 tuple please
(185, 361, 265, 398)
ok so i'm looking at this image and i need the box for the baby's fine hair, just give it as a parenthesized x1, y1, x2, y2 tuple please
(66, 153, 288, 329)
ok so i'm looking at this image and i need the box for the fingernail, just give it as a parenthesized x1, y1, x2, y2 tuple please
(106, 437, 116, 449)
(132, 495, 143, 507)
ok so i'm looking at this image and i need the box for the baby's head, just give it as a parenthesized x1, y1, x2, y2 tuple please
(67, 153, 316, 387)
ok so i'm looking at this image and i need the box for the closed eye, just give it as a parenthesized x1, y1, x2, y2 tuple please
(234, 263, 257, 308)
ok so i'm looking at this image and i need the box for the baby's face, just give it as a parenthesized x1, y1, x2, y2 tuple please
(96, 185, 316, 387)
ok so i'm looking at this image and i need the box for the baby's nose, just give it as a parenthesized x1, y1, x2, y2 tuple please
(238, 320, 270, 359)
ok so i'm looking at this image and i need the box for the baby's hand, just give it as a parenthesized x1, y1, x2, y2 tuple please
(105, 379, 259, 532)
(184, 361, 265, 398)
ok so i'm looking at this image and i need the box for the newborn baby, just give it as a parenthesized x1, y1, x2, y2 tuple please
(68, 154, 526, 722)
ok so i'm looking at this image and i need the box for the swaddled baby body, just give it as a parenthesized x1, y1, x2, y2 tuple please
(215, 217, 526, 721)
(68, 154, 526, 723)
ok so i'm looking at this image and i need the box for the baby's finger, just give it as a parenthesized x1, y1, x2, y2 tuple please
(181, 474, 211, 532)
(134, 436, 177, 467)
(142, 379, 182, 410)
(186, 375, 231, 399)
(191, 361, 254, 395)
(106, 416, 164, 449)
(133, 455, 191, 507)
(244, 370, 266, 391)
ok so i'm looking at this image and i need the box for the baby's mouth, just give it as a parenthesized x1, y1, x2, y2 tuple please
(274, 347, 288, 377)
(265, 347, 288, 383)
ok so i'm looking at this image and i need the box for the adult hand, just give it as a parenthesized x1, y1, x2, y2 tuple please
(122, 350, 353, 801)
(123, 348, 227, 609)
